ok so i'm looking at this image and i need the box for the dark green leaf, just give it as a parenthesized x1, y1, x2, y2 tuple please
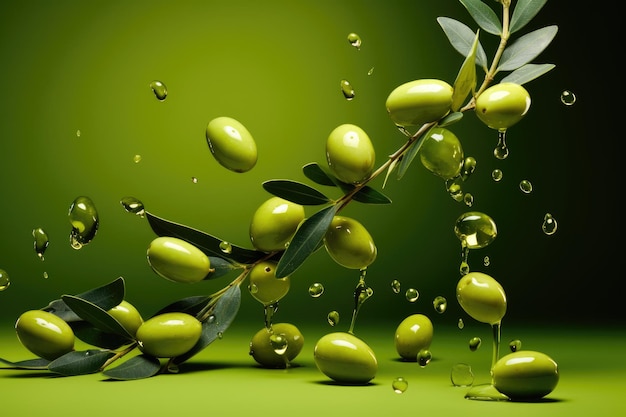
(451, 29, 479, 111)
(500, 63, 555, 85)
(102, 354, 161, 380)
(152, 295, 212, 317)
(438, 111, 464, 127)
(460, 0, 502, 35)
(276, 205, 338, 277)
(302, 162, 337, 186)
(397, 128, 431, 180)
(62, 295, 134, 340)
(0, 357, 50, 369)
(205, 256, 238, 280)
(510, 0, 548, 34)
(339, 184, 392, 205)
(437, 17, 488, 71)
(262, 179, 330, 205)
(48, 350, 116, 376)
(146, 211, 266, 265)
(497, 25, 558, 72)
(70, 321, 134, 350)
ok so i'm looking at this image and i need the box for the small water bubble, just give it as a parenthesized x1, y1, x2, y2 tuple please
(32, 227, 49, 261)
(340, 79, 355, 100)
(542, 213, 558, 235)
(483, 256, 490, 266)
(493, 130, 509, 159)
(519, 179, 533, 193)
(461, 157, 477, 181)
(327, 310, 340, 326)
(457, 318, 464, 329)
(207, 315, 216, 324)
(217, 331, 223, 339)
(219, 241, 233, 254)
(150, 80, 168, 101)
(43, 271, 49, 279)
(509, 339, 522, 352)
(392, 377, 408, 394)
(133, 154, 142, 163)
(0, 269, 10, 291)
(417, 349, 432, 367)
(308, 282, 324, 298)
(450, 363, 474, 387)
(120, 196, 145, 217)
(491, 169, 503, 182)
(433, 296, 447, 314)
(191, 176, 198, 184)
(469, 336, 482, 351)
(367, 67, 374, 76)
(560, 90, 576, 106)
(390, 279, 401, 294)
(76, 129, 81, 138)
(347, 32, 361, 49)
(248, 283, 259, 294)
(68, 196, 99, 250)
(270, 334, 288, 355)
(405, 288, 419, 302)
(463, 193, 474, 207)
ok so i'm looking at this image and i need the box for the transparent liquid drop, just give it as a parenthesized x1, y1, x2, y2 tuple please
(133, 154, 142, 163)
(219, 241, 233, 254)
(308, 282, 324, 297)
(542, 213, 558, 235)
(167, 362, 180, 373)
(509, 339, 522, 352)
(464, 193, 474, 207)
(391, 279, 401, 294)
(417, 349, 432, 367)
(491, 169, 503, 182)
(0, 269, 10, 291)
(217, 331, 223, 339)
(560, 90, 576, 106)
(76, 129, 81, 138)
(469, 336, 482, 351)
(68, 196, 99, 250)
(270, 334, 288, 355)
(493, 130, 509, 160)
(392, 377, 408, 394)
(446, 178, 464, 202)
(340, 79, 355, 100)
(150, 80, 167, 101)
(483, 256, 490, 266)
(454, 212, 498, 249)
(327, 310, 339, 326)
(264, 303, 278, 330)
(248, 283, 259, 294)
(519, 179, 533, 193)
(120, 196, 145, 217)
(32, 227, 49, 261)
(405, 288, 419, 302)
(43, 271, 49, 279)
(461, 157, 477, 181)
(367, 67, 374, 76)
(450, 363, 474, 387)
(458, 318, 464, 329)
(433, 296, 447, 314)
(347, 32, 361, 49)
(191, 176, 198, 184)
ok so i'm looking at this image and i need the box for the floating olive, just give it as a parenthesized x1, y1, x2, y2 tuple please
(314, 332, 377, 384)
(248, 260, 290, 305)
(323, 216, 377, 270)
(385, 79, 453, 127)
(326, 124, 375, 184)
(136, 312, 202, 358)
(456, 271, 506, 324)
(205, 116, 258, 173)
(147, 236, 211, 284)
(108, 300, 144, 337)
(249, 197, 305, 252)
(394, 313, 434, 361)
(419, 127, 464, 180)
(15, 310, 75, 360)
(249, 323, 304, 368)
(475, 83, 531, 131)
(493, 350, 559, 400)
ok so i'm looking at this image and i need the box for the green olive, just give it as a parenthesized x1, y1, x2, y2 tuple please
(248, 260, 290, 305)
(249, 322, 304, 368)
(419, 127, 464, 180)
(314, 332, 377, 384)
(147, 236, 211, 284)
(326, 124, 375, 184)
(385, 79, 453, 127)
(475, 83, 531, 131)
(205, 116, 258, 173)
(456, 272, 507, 325)
(107, 300, 144, 337)
(394, 313, 434, 361)
(15, 310, 75, 361)
(136, 312, 202, 358)
(249, 197, 305, 252)
(323, 216, 377, 270)
(493, 350, 559, 400)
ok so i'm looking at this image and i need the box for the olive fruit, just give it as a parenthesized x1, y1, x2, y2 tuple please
(419, 127, 464, 180)
(15, 310, 75, 361)
(326, 124, 375, 184)
(493, 350, 559, 400)
(394, 313, 434, 361)
(475, 83, 531, 131)
(248, 260, 290, 305)
(249, 323, 304, 368)
(205, 116, 258, 173)
(136, 312, 202, 358)
(385, 79, 453, 127)
(456, 271, 506, 325)
(249, 197, 305, 252)
(147, 236, 211, 284)
(323, 216, 377, 270)
(107, 300, 144, 337)
(314, 332, 377, 384)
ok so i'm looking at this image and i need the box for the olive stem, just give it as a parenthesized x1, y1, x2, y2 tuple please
(196, 268, 251, 322)
(100, 341, 139, 371)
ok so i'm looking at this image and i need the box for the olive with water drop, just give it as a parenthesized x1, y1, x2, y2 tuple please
(249, 197, 305, 252)
(323, 216, 377, 270)
(419, 127, 464, 180)
(147, 237, 212, 284)
(205, 116, 258, 173)
(248, 260, 290, 305)
(492, 350, 559, 400)
(136, 312, 202, 358)
(314, 332, 377, 384)
(385, 79, 453, 127)
(394, 313, 434, 361)
(15, 310, 75, 361)
(326, 124, 375, 184)
(456, 271, 506, 325)
(107, 300, 144, 337)
(475, 83, 531, 131)
(249, 323, 304, 368)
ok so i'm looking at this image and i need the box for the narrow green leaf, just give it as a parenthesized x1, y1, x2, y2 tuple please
(262, 179, 330, 205)
(276, 205, 338, 278)
(451, 29, 479, 111)
(438, 111, 464, 127)
(152, 295, 212, 317)
(397, 129, 431, 180)
(302, 162, 337, 186)
(497, 25, 558, 72)
(48, 350, 116, 376)
(70, 321, 134, 350)
(382, 159, 399, 189)
(510, 0, 548, 34)
(338, 184, 392, 205)
(62, 295, 134, 340)
(437, 17, 488, 71)
(459, 0, 502, 35)
(500, 63, 555, 85)
(102, 354, 161, 380)
(0, 357, 50, 369)
(205, 256, 238, 280)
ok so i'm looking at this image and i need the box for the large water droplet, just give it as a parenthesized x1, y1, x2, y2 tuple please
(308, 282, 324, 297)
(392, 377, 408, 393)
(417, 349, 432, 367)
(542, 213, 558, 235)
(219, 241, 232, 254)
(150, 80, 167, 101)
(454, 212, 497, 249)
(469, 336, 482, 351)
(327, 310, 339, 326)
(390, 279, 401, 294)
(340, 79, 355, 100)
(405, 288, 419, 302)
(68, 196, 99, 250)
(560, 90, 576, 106)
(347, 33, 361, 49)
(433, 296, 447, 313)
(450, 363, 474, 387)
(491, 169, 503, 182)
(32, 227, 49, 261)
(270, 334, 288, 355)
(120, 196, 145, 217)
(493, 130, 509, 160)
(519, 179, 533, 193)
(0, 269, 10, 291)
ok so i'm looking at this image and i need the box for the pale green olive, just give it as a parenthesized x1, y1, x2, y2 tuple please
(493, 350, 559, 400)
(419, 127, 464, 180)
(249, 197, 305, 252)
(394, 313, 434, 361)
(136, 312, 202, 358)
(249, 322, 304, 368)
(475, 83, 531, 131)
(147, 236, 211, 284)
(314, 332, 377, 384)
(205, 116, 258, 173)
(15, 310, 75, 361)
(385, 79, 453, 127)
(326, 124, 375, 184)
(456, 272, 507, 324)
(107, 300, 144, 337)
(323, 216, 377, 270)
(248, 260, 290, 305)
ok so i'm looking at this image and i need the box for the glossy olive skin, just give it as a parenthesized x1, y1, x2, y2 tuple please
(249, 197, 305, 252)
(493, 350, 559, 400)
(323, 216, 377, 270)
(475, 83, 531, 131)
(314, 332, 377, 384)
(136, 312, 202, 358)
(385, 79, 453, 127)
(326, 124, 375, 184)
(419, 127, 464, 180)
(248, 260, 290, 305)
(456, 272, 507, 324)
(108, 300, 144, 337)
(147, 237, 211, 284)
(205, 116, 258, 172)
(249, 323, 304, 368)
(394, 314, 434, 361)
(15, 310, 75, 360)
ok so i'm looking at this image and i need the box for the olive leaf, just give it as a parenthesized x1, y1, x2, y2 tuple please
(48, 350, 116, 376)
(0, 357, 50, 370)
(438, 111, 464, 127)
(510, 0, 548, 34)
(500, 63, 555, 85)
(152, 295, 212, 317)
(61, 295, 134, 340)
(302, 162, 337, 186)
(102, 354, 161, 381)
(451, 29, 479, 111)
(205, 256, 238, 280)
(459, 0, 502, 36)
(70, 321, 134, 350)
(338, 183, 392, 205)
(497, 25, 558, 72)
(262, 179, 331, 205)
(396, 128, 431, 180)
(437, 17, 488, 71)
(382, 159, 399, 189)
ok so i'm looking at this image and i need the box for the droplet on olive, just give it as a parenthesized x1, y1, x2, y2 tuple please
(313, 332, 378, 384)
(249, 322, 304, 368)
(205, 116, 258, 173)
(107, 300, 144, 337)
(146, 236, 211, 284)
(326, 124, 375, 184)
(394, 313, 434, 361)
(249, 197, 305, 252)
(248, 260, 290, 305)
(136, 312, 202, 358)
(385, 79, 453, 127)
(323, 216, 377, 270)
(456, 271, 507, 325)
(475, 82, 531, 131)
(493, 350, 559, 400)
(419, 127, 464, 180)
(15, 310, 75, 361)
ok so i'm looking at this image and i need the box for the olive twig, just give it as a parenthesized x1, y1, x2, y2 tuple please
(100, 341, 139, 371)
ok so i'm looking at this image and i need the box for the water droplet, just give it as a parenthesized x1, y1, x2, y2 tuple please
(347, 32, 361, 50)
(120, 196, 145, 217)
(264, 302, 278, 329)
(519, 179, 533, 193)
(509, 339, 522, 352)
(446, 178, 464, 202)
(76, 129, 81, 138)
(450, 363, 474, 387)
(491, 169, 503, 182)
(167, 362, 180, 373)
(367, 67, 374, 76)
(308, 282, 324, 297)
(560, 90, 576, 106)
(133, 154, 142, 163)
(270, 334, 288, 355)
(461, 157, 477, 181)
(417, 349, 432, 367)
(43, 271, 49, 279)
(390, 279, 401, 294)
(392, 377, 408, 393)
(327, 310, 339, 326)
(493, 130, 509, 160)
(248, 283, 259, 294)
(433, 296, 447, 313)
(457, 318, 464, 329)
(68, 196, 99, 250)
(32, 227, 49, 261)
(217, 331, 223, 339)
(191, 176, 198, 184)
(0, 269, 10, 291)
(340, 79, 355, 100)
(463, 193, 474, 207)
(454, 212, 498, 249)
(469, 336, 482, 351)
(405, 288, 419, 302)
(207, 315, 216, 324)
(150, 80, 167, 101)
(542, 213, 558, 235)
(483, 255, 490, 266)
(219, 241, 232, 254)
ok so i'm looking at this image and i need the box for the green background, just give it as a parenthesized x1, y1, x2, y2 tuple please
(0, 1, 622, 416)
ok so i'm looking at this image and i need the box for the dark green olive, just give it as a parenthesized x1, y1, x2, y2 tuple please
(15, 310, 75, 360)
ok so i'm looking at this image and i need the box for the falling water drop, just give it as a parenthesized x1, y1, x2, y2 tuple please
(542, 213, 558, 235)
(133, 154, 142, 163)
(327, 310, 340, 326)
(483, 256, 490, 266)
(493, 130, 509, 159)
(367, 67, 374, 76)
(76, 130, 81, 138)
(340, 79, 355, 100)
(469, 336, 482, 351)
(150, 80, 167, 101)
(219, 241, 232, 254)
(433, 296, 447, 314)
(191, 176, 198, 184)
(390, 279, 401, 294)
(463, 193, 474, 207)
(491, 169, 503, 182)
(461, 157, 477, 181)
(458, 318, 465, 329)
(560, 90, 576, 106)
(509, 339, 522, 352)
(392, 377, 408, 393)
(68, 196, 99, 250)
(120, 196, 145, 217)
(308, 282, 324, 297)
(519, 179, 533, 193)
(32, 228, 49, 261)
(417, 349, 432, 367)
(347, 33, 361, 49)
(0, 269, 10, 291)
(405, 288, 419, 302)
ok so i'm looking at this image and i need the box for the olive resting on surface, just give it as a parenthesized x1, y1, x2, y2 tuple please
(326, 124, 375, 184)
(314, 332, 377, 384)
(15, 310, 75, 361)
(107, 300, 144, 337)
(249, 197, 305, 252)
(147, 236, 211, 284)
(456, 271, 507, 324)
(205, 116, 258, 173)
(493, 350, 559, 400)
(249, 322, 304, 368)
(248, 260, 290, 305)
(385, 79, 453, 127)
(136, 312, 202, 358)
(394, 313, 434, 361)
(323, 216, 377, 270)
(475, 82, 531, 131)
